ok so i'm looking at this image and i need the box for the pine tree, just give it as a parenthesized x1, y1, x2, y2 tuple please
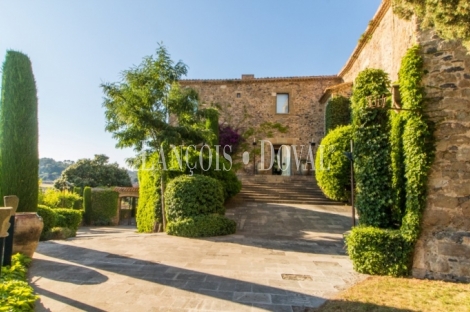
(0, 51, 39, 212)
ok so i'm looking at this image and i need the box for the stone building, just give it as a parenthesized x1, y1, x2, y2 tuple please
(181, 0, 470, 282)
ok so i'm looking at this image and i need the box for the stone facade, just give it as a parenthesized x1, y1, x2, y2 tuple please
(180, 76, 342, 174)
(180, 0, 470, 282)
(411, 30, 470, 282)
(339, 0, 417, 83)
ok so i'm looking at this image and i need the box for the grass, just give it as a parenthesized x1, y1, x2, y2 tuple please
(315, 276, 470, 312)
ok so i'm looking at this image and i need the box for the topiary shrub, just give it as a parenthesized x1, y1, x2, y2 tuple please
(325, 95, 351, 134)
(83, 186, 92, 225)
(346, 46, 435, 277)
(37, 205, 57, 240)
(48, 227, 75, 240)
(167, 214, 236, 237)
(136, 163, 161, 233)
(351, 68, 393, 228)
(90, 188, 118, 225)
(345, 226, 412, 276)
(54, 208, 83, 233)
(315, 125, 353, 202)
(0, 50, 39, 212)
(165, 175, 224, 221)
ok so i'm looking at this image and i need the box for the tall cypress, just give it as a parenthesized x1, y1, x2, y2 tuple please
(0, 50, 39, 212)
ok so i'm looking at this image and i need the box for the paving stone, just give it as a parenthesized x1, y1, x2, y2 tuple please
(31, 199, 366, 311)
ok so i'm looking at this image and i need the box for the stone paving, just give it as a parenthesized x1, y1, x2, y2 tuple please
(31, 202, 365, 311)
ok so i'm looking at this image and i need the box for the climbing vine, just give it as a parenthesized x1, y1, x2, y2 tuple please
(346, 45, 435, 277)
(325, 95, 351, 134)
(393, 0, 470, 51)
(351, 68, 393, 228)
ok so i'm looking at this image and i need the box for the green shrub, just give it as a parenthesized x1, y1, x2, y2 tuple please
(168, 146, 241, 201)
(351, 68, 393, 228)
(37, 205, 57, 240)
(83, 186, 92, 225)
(165, 175, 224, 221)
(346, 46, 434, 277)
(0, 254, 38, 310)
(89, 188, 118, 225)
(39, 189, 82, 209)
(167, 214, 236, 237)
(315, 125, 353, 202)
(54, 208, 82, 232)
(136, 162, 161, 233)
(48, 227, 75, 240)
(325, 95, 351, 134)
(346, 226, 412, 276)
(0, 50, 39, 212)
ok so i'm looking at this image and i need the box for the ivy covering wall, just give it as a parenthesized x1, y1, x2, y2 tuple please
(325, 95, 351, 134)
(346, 45, 435, 276)
(351, 68, 393, 228)
(392, 0, 470, 51)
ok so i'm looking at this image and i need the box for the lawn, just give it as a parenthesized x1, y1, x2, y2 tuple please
(315, 276, 470, 312)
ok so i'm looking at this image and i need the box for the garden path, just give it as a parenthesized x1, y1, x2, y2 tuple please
(30, 202, 365, 311)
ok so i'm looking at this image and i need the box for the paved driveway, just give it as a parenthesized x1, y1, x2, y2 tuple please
(31, 202, 364, 312)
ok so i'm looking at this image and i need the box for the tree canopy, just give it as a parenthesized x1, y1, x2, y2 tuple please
(101, 44, 213, 167)
(54, 154, 132, 188)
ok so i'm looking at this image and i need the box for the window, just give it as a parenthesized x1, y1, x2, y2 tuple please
(276, 93, 289, 114)
(236, 92, 241, 98)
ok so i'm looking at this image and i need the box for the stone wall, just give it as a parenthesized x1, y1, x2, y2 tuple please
(340, 0, 416, 83)
(411, 30, 470, 282)
(180, 76, 341, 174)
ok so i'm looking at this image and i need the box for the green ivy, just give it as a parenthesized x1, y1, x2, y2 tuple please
(136, 163, 162, 233)
(393, 0, 470, 51)
(351, 69, 393, 228)
(325, 95, 351, 134)
(315, 125, 353, 202)
(347, 45, 435, 277)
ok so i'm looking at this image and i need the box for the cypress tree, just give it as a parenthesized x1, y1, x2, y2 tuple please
(0, 50, 39, 212)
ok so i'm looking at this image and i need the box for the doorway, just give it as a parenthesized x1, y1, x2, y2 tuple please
(272, 145, 291, 176)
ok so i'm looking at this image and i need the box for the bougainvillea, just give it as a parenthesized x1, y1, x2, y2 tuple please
(219, 124, 242, 153)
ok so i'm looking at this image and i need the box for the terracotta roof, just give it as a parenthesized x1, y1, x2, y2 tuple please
(180, 75, 341, 84)
(338, 0, 392, 78)
(319, 82, 353, 104)
(114, 187, 139, 193)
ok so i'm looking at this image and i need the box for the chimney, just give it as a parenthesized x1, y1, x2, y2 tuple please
(241, 74, 255, 80)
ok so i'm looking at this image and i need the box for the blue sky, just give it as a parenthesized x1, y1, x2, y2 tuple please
(0, 0, 381, 168)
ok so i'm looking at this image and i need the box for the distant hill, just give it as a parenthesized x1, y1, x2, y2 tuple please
(39, 158, 74, 182)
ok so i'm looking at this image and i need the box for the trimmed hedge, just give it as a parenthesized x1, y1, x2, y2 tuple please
(167, 214, 236, 238)
(136, 161, 161, 233)
(351, 68, 393, 228)
(315, 125, 353, 202)
(165, 175, 224, 221)
(0, 50, 39, 212)
(37, 205, 83, 240)
(346, 226, 412, 276)
(83, 186, 92, 224)
(325, 95, 351, 134)
(89, 188, 118, 225)
(37, 205, 57, 240)
(54, 208, 82, 232)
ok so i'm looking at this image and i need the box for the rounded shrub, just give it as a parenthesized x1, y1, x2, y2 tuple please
(166, 214, 236, 237)
(54, 208, 83, 232)
(315, 125, 353, 202)
(165, 175, 224, 221)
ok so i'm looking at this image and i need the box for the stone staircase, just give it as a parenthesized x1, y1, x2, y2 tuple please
(234, 175, 344, 205)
